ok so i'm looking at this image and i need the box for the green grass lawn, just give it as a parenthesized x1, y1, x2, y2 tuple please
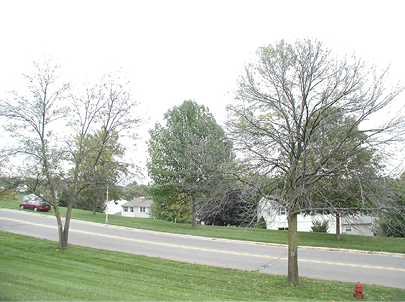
(1, 231, 405, 301)
(1, 198, 405, 254)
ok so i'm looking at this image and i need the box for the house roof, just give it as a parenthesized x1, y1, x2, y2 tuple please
(122, 197, 153, 208)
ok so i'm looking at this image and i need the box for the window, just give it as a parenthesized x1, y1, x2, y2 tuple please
(139, 207, 146, 212)
(278, 208, 288, 215)
(345, 226, 352, 232)
(130, 207, 134, 212)
(123, 207, 128, 212)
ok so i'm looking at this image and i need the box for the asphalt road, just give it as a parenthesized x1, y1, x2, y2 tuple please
(1, 208, 404, 289)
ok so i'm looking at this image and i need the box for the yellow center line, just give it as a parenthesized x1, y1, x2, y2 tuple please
(2, 216, 405, 272)
(298, 258, 405, 271)
(1, 217, 59, 229)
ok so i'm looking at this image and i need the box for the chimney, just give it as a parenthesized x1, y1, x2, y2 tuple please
(140, 197, 145, 202)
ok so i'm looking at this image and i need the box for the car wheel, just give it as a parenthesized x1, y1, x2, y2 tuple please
(33, 207, 38, 211)
(20, 205, 24, 209)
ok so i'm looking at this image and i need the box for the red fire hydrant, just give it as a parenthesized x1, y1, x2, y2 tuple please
(353, 282, 364, 299)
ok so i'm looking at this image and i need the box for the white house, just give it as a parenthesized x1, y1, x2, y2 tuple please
(258, 198, 375, 236)
(121, 197, 153, 218)
(22, 194, 40, 202)
(104, 199, 128, 215)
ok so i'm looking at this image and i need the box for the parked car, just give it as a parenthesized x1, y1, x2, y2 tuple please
(19, 200, 51, 212)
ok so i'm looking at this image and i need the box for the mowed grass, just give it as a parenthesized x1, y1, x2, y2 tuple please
(1, 232, 405, 301)
(2, 198, 404, 254)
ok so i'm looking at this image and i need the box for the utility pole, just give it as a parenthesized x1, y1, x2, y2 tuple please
(105, 185, 109, 223)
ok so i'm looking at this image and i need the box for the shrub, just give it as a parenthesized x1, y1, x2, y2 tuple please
(257, 216, 267, 228)
(311, 218, 329, 233)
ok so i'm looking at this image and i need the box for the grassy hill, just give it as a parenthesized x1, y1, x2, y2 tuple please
(1, 231, 405, 301)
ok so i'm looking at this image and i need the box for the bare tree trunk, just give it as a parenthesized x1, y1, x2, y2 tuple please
(192, 196, 197, 227)
(59, 228, 69, 250)
(53, 204, 65, 249)
(59, 204, 73, 250)
(287, 211, 300, 285)
(93, 197, 97, 216)
(335, 213, 341, 240)
(53, 205, 69, 250)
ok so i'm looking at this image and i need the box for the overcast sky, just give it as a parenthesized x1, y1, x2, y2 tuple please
(1, 0, 404, 183)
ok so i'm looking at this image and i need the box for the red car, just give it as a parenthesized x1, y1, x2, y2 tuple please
(19, 199, 51, 212)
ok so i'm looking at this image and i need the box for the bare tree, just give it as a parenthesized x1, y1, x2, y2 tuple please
(0, 59, 70, 249)
(0, 59, 140, 250)
(226, 39, 404, 285)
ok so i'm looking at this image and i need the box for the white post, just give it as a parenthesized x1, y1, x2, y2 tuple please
(105, 185, 109, 223)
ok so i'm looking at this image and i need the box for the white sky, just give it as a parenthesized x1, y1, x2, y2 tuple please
(1, 0, 404, 183)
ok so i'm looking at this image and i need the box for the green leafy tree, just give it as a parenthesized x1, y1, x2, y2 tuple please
(0, 187, 18, 200)
(147, 100, 235, 226)
(0, 174, 21, 200)
(227, 38, 404, 285)
(305, 112, 383, 239)
(149, 183, 190, 222)
(121, 183, 152, 201)
(378, 173, 405, 237)
(74, 129, 127, 214)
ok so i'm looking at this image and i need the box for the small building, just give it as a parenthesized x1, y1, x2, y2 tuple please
(258, 197, 375, 236)
(121, 197, 153, 218)
(105, 199, 128, 215)
(22, 194, 41, 202)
